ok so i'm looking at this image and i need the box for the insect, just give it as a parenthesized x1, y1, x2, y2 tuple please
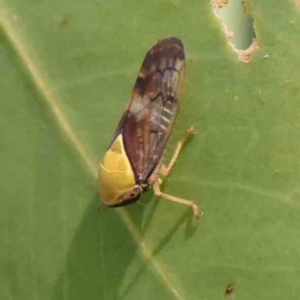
(98, 37, 200, 218)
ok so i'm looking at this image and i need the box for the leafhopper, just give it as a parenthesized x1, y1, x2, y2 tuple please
(99, 37, 200, 218)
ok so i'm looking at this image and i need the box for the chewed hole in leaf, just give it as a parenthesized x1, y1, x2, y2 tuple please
(295, 0, 300, 7)
(212, 0, 258, 63)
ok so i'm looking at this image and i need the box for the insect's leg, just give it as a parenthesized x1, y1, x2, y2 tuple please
(153, 181, 202, 219)
(160, 126, 196, 177)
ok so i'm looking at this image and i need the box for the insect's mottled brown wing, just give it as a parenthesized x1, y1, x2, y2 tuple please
(117, 37, 185, 183)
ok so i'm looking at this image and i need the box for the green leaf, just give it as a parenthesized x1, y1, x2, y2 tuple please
(1, 1, 300, 299)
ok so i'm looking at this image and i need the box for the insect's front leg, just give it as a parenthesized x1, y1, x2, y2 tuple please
(160, 126, 196, 177)
(152, 180, 202, 219)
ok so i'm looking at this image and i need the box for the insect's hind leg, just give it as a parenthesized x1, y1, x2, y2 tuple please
(160, 126, 196, 177)
(153, 181, 201, 218)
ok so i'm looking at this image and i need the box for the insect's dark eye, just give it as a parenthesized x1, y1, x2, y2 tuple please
(130, 193, 135, 198)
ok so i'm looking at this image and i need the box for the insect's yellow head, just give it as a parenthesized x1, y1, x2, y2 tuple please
(98, 134, 142, 206)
